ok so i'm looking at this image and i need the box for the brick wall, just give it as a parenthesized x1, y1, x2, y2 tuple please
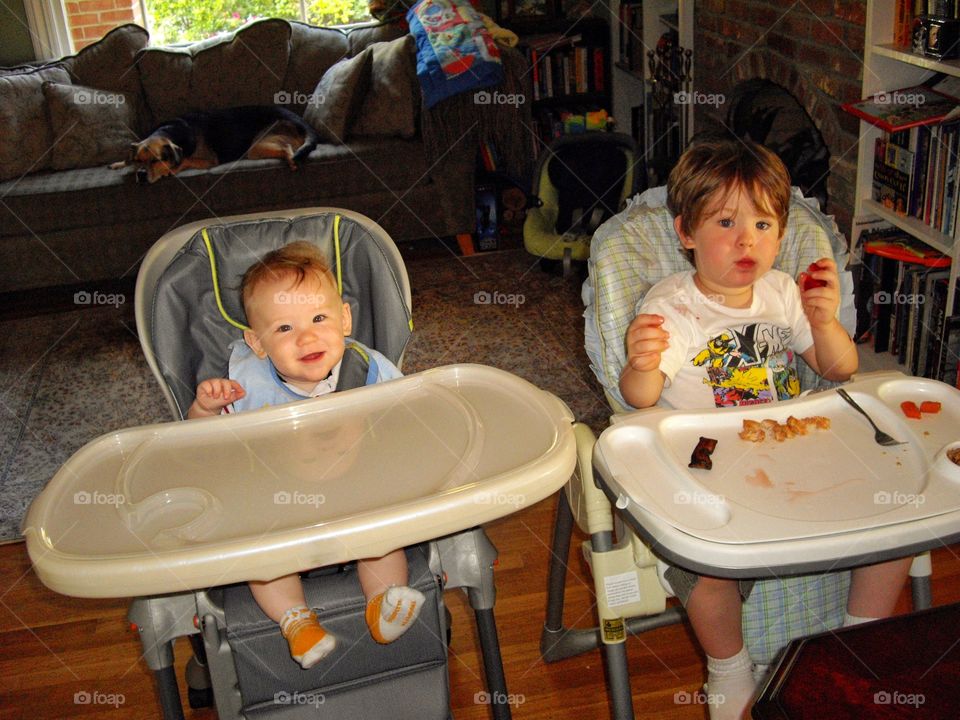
(694, 0, 867, 236)
(66, 0, 144, 50)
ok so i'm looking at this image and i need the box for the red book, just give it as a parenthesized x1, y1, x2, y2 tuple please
(843, 85, 960, 133)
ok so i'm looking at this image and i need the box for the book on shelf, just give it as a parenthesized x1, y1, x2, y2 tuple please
(842, 85, 960, 133)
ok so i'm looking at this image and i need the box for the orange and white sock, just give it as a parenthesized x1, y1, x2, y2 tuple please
(365, 585, 425, 644)
(279, 605, 336, 669)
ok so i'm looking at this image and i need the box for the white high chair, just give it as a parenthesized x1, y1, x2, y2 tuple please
(541, 188, 941, 719)
(23, 208, 578, 720)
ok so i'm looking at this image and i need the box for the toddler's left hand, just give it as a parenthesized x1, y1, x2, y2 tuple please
(798, 257, 840, 328)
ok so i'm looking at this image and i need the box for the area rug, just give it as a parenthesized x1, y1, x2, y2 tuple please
(0, 249, 608, 542)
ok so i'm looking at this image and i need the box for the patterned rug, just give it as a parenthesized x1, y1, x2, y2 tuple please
(0, 249, 608, 542)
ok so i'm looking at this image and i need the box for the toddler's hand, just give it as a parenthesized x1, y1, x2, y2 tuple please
(798, 257, 841, 328)
(625, 313, 669, 373)
(195, 378, 245, 414)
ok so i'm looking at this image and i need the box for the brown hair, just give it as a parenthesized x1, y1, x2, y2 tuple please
(667, 138, 791, 258)
(240, 241, 337, 310)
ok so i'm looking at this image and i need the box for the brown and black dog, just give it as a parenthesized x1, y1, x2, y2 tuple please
(112, 106, 318, 184)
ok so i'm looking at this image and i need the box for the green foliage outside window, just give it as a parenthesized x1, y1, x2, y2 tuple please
(146, 0, 372, 45)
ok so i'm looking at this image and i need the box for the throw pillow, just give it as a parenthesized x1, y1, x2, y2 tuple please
(304, 50, 373, 144)
(352, 35, 419, 138)
(0, 66, 71, 182)
(42, 81, 141, 170)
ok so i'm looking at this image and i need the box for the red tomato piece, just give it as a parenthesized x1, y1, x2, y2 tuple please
(802, 262, 828, 291)
(920, 401, 942, 414)
(901, 401, 922, 419)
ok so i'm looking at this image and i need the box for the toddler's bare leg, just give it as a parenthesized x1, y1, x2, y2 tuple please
(249, 574, 308, 622)
(360, 549, 425, 644)
(847, 557, 913, 619)
(358, 549, 409, 601)
(250, 574, 335, 669)
(685, 576, 744, 658)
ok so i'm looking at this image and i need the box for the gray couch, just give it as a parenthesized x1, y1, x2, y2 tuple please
(0, 19, 528, 294)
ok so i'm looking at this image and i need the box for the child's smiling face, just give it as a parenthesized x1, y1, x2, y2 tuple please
(675, 183, 783, 308)
(242, 271, 352, 393)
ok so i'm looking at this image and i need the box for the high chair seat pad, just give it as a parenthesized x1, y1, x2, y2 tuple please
(23, 364, 575, 598)
(594, 371, 960, 575)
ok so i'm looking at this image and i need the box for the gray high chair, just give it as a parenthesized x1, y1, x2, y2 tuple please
(24, 208, 577, 720)
(541, 188, 934, 718)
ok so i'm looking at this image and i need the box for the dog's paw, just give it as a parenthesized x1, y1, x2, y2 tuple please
(109, 160, 128, 170)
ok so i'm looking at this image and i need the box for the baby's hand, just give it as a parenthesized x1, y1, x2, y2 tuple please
(625, 313, 669, 373)
(194, 378, 245, 414)
(798, 257, 841, 328)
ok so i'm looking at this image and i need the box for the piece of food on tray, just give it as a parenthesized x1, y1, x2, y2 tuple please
(689, 436, 718, 470)
(786, 415, 809, 435)
(920, 401, 942, 414)
(948, 447, 960, 466)
(808, 415, 831, 430)
(901, 401, 922, 419)
(738, 420, 765, 442)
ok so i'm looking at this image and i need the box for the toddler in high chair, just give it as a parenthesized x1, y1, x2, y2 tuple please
(619, 138, 913, 719)
(187, 241, 424, 669)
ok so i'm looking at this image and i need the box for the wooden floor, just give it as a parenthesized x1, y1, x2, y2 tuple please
(2, 491, 960, 720)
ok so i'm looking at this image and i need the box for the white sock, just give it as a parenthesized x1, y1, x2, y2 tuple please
(752, 663, 770, 686)
(705, 645, 755, 720)
(843, 611, 876, 627)
(366, 585, 425, 643)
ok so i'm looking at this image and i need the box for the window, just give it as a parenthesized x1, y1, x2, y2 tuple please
(145, 1, 372, 45)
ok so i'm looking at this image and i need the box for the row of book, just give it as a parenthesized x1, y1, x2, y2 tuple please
(524, 42, 606, 101)
(617, 0, 644, 72)
(873, 122, 960, 237)
(857, 229, 959, 386)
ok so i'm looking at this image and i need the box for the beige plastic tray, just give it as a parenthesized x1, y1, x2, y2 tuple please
(594, 372, 960, 570)
(24, 365, 575, 598)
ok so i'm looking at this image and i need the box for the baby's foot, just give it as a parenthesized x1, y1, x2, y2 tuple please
(279, 606, 336, 669)
(365, 585, 425, 644)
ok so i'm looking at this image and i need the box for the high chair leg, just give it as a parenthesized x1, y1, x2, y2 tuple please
(910, 552, 932, 610)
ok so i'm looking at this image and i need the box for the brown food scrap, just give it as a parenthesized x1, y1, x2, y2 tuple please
(689, 436, 718, 470)
(786, 415, 808, 436)
(808, 415, 831, 430)
(948, 447, 960, 466)
(739, 420, 766, 442)
(740, 415, 830, 442)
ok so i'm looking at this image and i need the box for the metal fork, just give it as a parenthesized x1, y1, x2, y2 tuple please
(836, 388, 907, 447)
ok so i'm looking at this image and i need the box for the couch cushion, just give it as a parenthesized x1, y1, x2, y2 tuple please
(136, 19, 291, 122)
(347, 22, 408, 55)
(60, 24, 149, 99)
(0, 66, 71, 181)
(282, 22, 350, 112)
(352, 35, 419, 138)
(304, 50, 373, 143)
(42, 81, 141, 170)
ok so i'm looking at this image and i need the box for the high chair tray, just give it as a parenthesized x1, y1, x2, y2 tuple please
(24, 364, 575, 598)
(593, 372, 960, 575)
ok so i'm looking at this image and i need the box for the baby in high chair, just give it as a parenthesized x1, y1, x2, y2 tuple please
(187, 240, 424, 669)
(619, 138, 912, 719)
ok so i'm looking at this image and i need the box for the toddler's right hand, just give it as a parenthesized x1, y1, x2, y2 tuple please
(195, 378, 246, 414)
(625, 313, 669, 373)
